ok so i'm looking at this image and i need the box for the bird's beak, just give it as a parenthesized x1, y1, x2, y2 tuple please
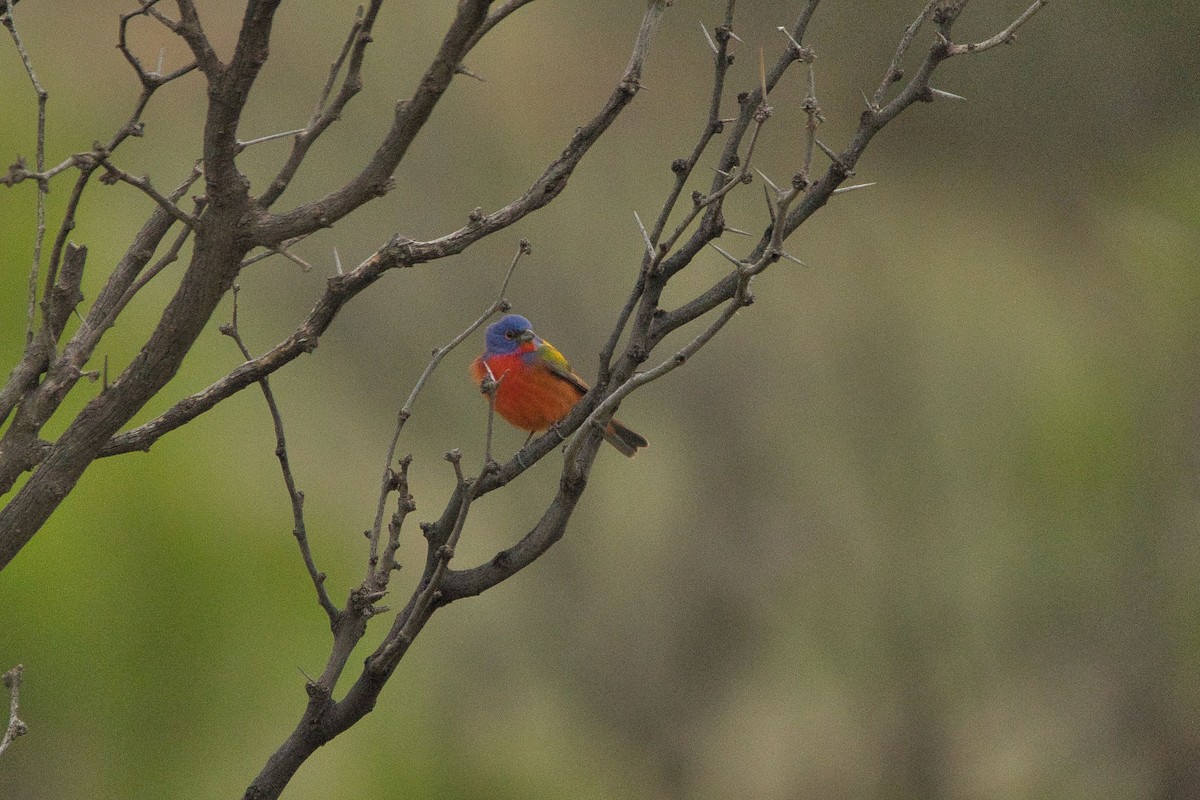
(517, 329, 534, 343)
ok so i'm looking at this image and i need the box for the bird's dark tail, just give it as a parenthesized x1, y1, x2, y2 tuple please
(604, 419, 648, 457)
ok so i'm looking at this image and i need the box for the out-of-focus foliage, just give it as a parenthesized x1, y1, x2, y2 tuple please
(2, 2, 1197, 798)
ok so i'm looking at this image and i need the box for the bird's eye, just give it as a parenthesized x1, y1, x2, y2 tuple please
(505, 330, 515, 339)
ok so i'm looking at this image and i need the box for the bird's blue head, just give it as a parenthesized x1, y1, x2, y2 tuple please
(483, 314, 536, 356)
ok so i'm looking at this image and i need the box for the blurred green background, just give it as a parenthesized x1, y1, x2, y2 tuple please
(2, 1, 1198, 798)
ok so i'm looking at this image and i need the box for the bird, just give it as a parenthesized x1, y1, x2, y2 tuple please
(470, 314, 647, 457)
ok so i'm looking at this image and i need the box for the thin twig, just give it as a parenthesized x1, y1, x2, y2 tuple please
(2, 1, 48, 346)
(24, 36, 197, 331)
(374, 455, 414, 587)
(0, 664, 27, 758)
(466, 0, 539, 49)
(119, 1, 197, 87)
(801, 58, 821, 183)
(314, 6, 363, 117)
(221, 287, 338, 620)
(106, 168, 205, 318)
(477, 360, 507, 467)
(98, 159, 198, 227)
(945, 0, 1048, 55)
(259, 1, 382, 208)
(872, 0, 938, 109)
(123, 196, 205, 302)
(135, 0, 182, 34)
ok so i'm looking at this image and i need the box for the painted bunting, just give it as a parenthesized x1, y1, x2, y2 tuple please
(470, 314, 647, 457)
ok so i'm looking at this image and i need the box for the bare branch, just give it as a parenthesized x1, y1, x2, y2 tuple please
(478, 362, 505, 467)
(0, 0, 289, 567)
(0, 164, 197, 440)
(314, 6, 364, 114)
(256, 0, 667, 245)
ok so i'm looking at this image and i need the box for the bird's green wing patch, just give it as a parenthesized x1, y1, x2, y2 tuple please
(537, 339, 589, 394)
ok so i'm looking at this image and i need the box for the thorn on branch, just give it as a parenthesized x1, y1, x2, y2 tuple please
(236, 128, 306, 153)
(455, 63, 486, 81)
(831, 181, 876, 196)
(814, 139, 851, 175)
(777, 250, 808, 267)
(634, 211, 655, 260)
(706, 241, 746, 269)
(924, 86, 967, 102)
(776, 26, 814, 63)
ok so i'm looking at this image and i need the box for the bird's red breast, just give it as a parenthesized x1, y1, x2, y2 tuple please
(470, 350, 584, 433)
